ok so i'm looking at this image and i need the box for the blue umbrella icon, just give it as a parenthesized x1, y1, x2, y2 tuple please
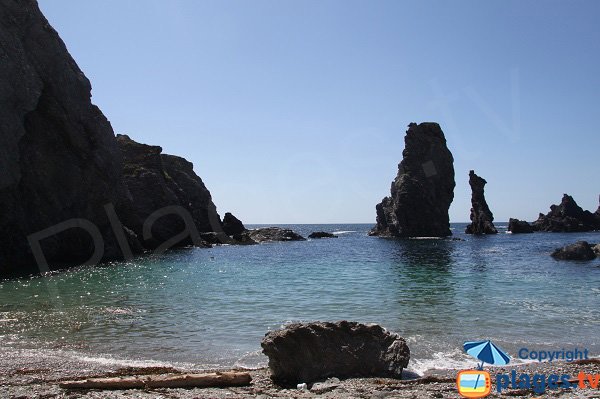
(464, 340, 511, 369)
(463, 340, 510, 390)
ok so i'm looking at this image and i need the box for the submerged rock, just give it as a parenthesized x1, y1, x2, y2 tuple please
(308, 232, 338, 239)
(0, 0, 135, 277)
(551, 241, 597, 261)
(370, 123, 455, 238)
(465, 170, 498, 235)
(244, 227, 305, 243)
(222, 212, 246, 236)
(261, 321, 410, 387)
(533, 194, 599, 232)
(508, 218, 534, 234)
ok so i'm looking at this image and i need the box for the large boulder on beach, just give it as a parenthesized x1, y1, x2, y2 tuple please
(465, 170, 498, 235)
(261, 321, 410, 387)
(551, 241, 597, 261)
(370, 123, 455, 238)
(508, 218, 534, 234)
(533, 194, 599, 232)
(244, 227, 305, 243)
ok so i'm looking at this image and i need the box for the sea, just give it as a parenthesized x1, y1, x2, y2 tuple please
(1, 223, 599, 375)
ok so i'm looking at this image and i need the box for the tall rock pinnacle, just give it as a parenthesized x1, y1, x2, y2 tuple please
(370, 122, 455, 238)
(465, 170, 498, 235)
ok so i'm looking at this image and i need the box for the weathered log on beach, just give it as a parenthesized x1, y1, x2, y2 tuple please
(59, 371, 251, 390)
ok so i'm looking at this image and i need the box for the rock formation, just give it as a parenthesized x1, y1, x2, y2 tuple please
(308, 232, 338, 239)
(507, 218, 534, 234)
(0, 0, 131, 277)
(465, 171, 497, 235)
(595, 195, 600, 227)
(261, 321, 410, 387)
(0, 1, 243, 278)
(243, 227, 305, 243)
(116, 134, 226, 248)
(533, 194, 599, 232)
(222, 212, 246, 236)
(370, 123, 455, 238)
(551, 241, 597, 261)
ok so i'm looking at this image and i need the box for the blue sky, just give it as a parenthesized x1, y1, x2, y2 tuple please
(38, 0, 600, 223)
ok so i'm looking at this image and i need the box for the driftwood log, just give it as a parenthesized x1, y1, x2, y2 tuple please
(59, 371, 251, 390)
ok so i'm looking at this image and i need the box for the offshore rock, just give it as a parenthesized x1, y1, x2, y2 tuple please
(0, 0, 132, 277)
(308, 232, 338, 239)
(465, 170, 498, 235)
(532, 194, 599, 232)
(551, 241, 597, 261)
(116, 135, 223, 248)
(261, 321, 410, 387)
(595, 195, 600, 228)
(243, 227, 305, 243)
(222, 212, 246, 236)
(508, 218, 534, 234)
(370, 123, 455, 238)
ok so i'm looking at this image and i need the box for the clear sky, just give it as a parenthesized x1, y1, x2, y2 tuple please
(38, 0, 600, 224)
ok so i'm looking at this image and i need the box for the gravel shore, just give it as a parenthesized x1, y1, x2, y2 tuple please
(1, 347, 599, 399)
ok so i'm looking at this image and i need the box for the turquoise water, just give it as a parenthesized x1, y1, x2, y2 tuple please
(1, 224, 599, 373)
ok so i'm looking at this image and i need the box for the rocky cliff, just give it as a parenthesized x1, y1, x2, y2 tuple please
(465, 170, 497, 234)
(0, 1, 237, 278)
(532, 194, 599, 232)
(116, 134, 225, 249)
(0, 0, 129, 277)
(370, 123, 455, 237)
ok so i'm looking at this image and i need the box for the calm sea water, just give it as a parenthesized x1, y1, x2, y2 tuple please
(1, 223, 599, 374)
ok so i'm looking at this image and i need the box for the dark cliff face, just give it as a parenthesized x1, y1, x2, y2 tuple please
(465, 170, 497, 235)
(0, 0, 126, 277)
(0, 1, 235, 278)
(370, 123, 455, 238)
(532, 194, 599, 232)
(116, 134, 224, 249)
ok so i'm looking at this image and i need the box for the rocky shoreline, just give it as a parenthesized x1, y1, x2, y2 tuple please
(1, 346, 599, 398)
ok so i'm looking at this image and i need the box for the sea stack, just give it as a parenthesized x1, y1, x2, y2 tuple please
(370, 123, 455, 237)
(532, 194, 598, 232)
(465, 170, 498, 235)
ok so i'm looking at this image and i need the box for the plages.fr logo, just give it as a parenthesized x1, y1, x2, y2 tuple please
(456, 340, 597, 397)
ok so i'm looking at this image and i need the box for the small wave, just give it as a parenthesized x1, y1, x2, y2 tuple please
(233, 350, 268, 370)
(71, 353, 198, 370)
(408, 237, 444, 240)
(331, 231, 357, 235)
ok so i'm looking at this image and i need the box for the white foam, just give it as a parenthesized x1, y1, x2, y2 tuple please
(331, 231, 357, 235)
(71, 353, 198, 370)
